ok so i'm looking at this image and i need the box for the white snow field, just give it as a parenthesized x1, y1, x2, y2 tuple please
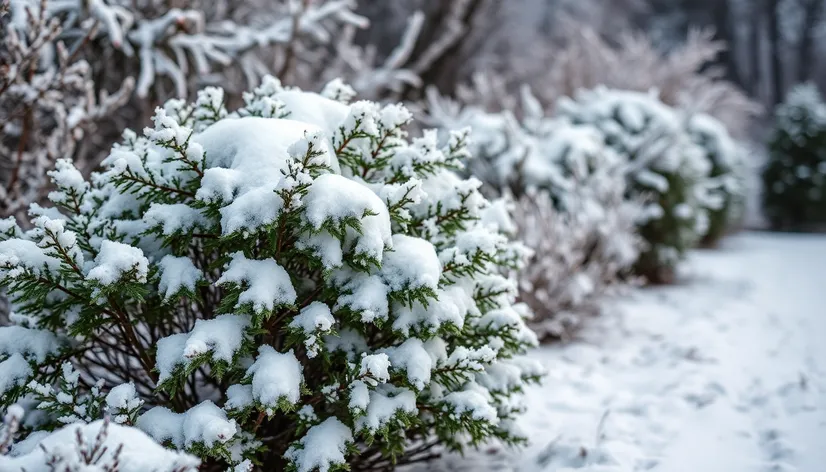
(410, 232, 826, 472)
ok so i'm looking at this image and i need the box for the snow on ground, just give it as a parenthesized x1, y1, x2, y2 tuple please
(411, 232, 826, 472)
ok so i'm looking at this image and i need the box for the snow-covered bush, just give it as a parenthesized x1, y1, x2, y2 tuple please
(425, 87, 642, 337)
(2, 0, 458, 122)
(0, 0, 437, 225)
(510, 190, 641, 340)
(557, 87, 712, 284)
(687, 113, 749, 245)
(425, 86, 630, 204)
(0, 77, 541, 471)
(0, 1, 132, 220)
(3, 0, 370, 99)
(763, 83, 826, 231)
(422, 88, 519, 193)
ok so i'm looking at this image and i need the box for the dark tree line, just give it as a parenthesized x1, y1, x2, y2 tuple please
(645, 0, 826, 107)
(354, 0, 826, 109)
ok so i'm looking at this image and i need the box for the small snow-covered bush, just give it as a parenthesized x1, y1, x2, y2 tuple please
(425, 87, 642, 337)
(557, 87, 712, 284)
(687, 113, 749, 245)
(510, 191, 641, 340)
(425, 87, 615, 200)
(763, 83, 826, 231)
(0, 77, 541, 471)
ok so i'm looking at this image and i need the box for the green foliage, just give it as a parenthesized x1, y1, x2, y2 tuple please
(633, 170, 702, 283)
(763, 84, 826, 231)
(687, 114, 749, 246)
(557, 88, 712, 284)
(0, 78, 541, 471)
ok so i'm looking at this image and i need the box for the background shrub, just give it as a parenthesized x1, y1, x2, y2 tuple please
(557, 87, 712, 284)
(763, 83, 826, 231)
(687, 113, 749, 246)
(425, 87, 642, 338)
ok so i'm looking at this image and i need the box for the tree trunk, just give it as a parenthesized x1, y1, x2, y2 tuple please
(767, 0, 784, 105)
(798, 0, 824, 83)
(712, 0, 744, 86)
(401, 0, 492, 100)
(749, 2, 763, 97)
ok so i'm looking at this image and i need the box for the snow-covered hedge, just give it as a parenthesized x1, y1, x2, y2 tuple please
(763, 83, 826, 231)
(687, 113, 749, 245)
(0, 77, 541, 471)
(425, 87, 628, 202)
(557, 87, 712, 284)
(425, 87, 642, 337)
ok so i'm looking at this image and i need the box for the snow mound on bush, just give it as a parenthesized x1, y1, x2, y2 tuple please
(2, 420, 200, 472)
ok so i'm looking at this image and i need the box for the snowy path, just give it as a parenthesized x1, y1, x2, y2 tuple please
(411, 232, 826, 472)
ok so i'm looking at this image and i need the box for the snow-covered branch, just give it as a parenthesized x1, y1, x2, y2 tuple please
(6, 0, 369, 97)
(0, 0, 133, 220)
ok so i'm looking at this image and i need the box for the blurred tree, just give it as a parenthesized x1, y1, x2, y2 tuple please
(767, 0, 784, 105)
(798, 0, 824, 82)
(748, 0, 762, 97)
(353, 0, 649, 100)
(642, 0, 826, 108)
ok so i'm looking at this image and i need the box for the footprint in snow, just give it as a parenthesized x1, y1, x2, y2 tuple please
(759, 428, 797, 469)
(682, 380, 727, 408)
(762, 462, 797, 472)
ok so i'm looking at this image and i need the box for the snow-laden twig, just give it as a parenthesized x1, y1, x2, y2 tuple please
(6, 0, 369, 98)
(0, 0, 133, 219)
